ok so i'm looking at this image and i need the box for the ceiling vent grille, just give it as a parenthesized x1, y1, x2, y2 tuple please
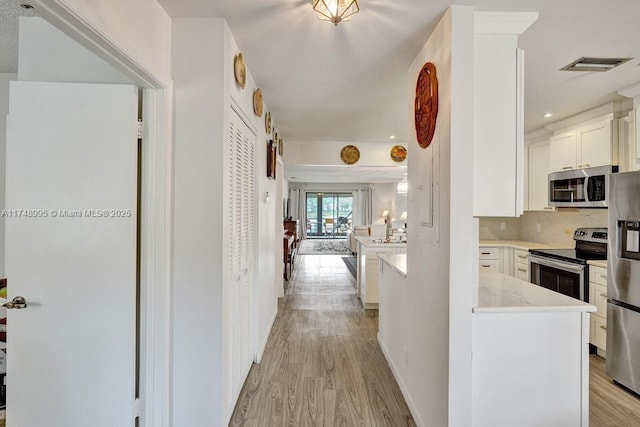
(561, 57, 632, 72)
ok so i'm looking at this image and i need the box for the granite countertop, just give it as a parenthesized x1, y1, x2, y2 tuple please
(354, 236, 407, 248)
(479, 240, 559, 250)
(378, 253, 407, 277)
(474, 270, 596, 313)
(587, 260, 607, 269)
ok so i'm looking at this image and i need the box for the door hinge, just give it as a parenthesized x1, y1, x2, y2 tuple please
(137, 119, 143, 139)
(134, 397, 141, 418)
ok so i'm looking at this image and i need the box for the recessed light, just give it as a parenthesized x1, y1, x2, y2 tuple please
(389, 135, 396, 140)
(543, 112, 553, 118)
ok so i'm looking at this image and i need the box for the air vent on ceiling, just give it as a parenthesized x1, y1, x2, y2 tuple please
(561, 57, 632, 72)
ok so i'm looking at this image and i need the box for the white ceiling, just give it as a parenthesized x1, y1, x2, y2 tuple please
(2, 1, 640, 183)
(0, 0, 35, 73)
(157, 0, 640, 182)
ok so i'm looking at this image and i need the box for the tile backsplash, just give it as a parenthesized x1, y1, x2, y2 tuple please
(479, 209, 608, 247)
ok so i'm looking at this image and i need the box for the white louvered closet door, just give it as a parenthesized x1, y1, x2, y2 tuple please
(226, 108, 256, 406)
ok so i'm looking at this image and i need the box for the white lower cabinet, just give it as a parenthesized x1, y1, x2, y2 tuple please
(479, 247, 501, 272)
(513, 249, 529, 282)
(480, 246, 531, 281)
(589, 265, 608, 352)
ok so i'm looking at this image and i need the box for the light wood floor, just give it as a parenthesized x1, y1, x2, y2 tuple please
(229, 255, 416, 426)
(229, 255, 640, 426)
(590, 354, 640, 426)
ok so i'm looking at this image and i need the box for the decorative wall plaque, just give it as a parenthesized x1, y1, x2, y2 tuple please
(233, 53, 246, 89)
(390, 145, 407, 162)
(414, 62, 439, 148)
(340, 145, 360, 165)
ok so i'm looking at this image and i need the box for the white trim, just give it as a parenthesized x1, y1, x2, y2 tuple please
(525, 128, 552, 142)
(377, 333, 424, 427)
(474, 12, 539, 35)
(544, 101, 629, 132)
(27, 3, 173, 427)
(618, 81, 640, 98)
(255, 308, 278, 363)
(30, 0, 169, 88)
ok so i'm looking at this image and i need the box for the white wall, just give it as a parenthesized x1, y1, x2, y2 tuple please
(32, 0, 172, 86)
(172, 19, 226, 426)
(172, 18, 279, 426)
(0, 74, 15, 278)
(285, 140, 407, 167)
(18, 18, 132, 84)
(378, 6, 475, 426)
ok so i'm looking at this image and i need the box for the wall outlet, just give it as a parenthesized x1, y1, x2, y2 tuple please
(500, 222, 506, 231)
(536, 224, 542, 233)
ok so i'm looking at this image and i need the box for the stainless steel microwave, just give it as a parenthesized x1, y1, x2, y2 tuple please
(548, 165, 618, 208)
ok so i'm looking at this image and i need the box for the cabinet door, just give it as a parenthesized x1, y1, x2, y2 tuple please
(515, 264, 529, 281)
(578, 120, 614, 168)
(527, 141, 555, 211)
(549, 131, 577, 172)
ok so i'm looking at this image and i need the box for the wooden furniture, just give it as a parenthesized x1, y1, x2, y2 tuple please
(283, 232, 295, 280)
(283, 219, 299, 248)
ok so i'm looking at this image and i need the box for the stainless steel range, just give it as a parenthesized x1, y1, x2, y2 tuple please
(528, 228, 608, 302)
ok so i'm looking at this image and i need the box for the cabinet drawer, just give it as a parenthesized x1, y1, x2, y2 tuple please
(479, 247, 499, 260)
(514, 249, 529, 263)
(592, 315, 607, 351)
(515, 264, 529, 281)
(591, 283, 608, 318)
(589, 265, 608, 286)
(479, 260, 499, 271)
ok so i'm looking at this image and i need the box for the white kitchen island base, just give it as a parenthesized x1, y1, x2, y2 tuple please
(472, 271, 595, 427)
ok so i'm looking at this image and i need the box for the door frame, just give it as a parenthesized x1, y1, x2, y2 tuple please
(25, 3, 172, 427)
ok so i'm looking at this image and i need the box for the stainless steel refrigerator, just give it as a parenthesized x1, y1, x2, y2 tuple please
(607, 170, 640, 394)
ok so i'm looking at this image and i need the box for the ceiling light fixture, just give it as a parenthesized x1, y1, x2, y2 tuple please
(543, 112, 553, 118)
(389, 135, 396, 140)
(312, 0, 360, 26)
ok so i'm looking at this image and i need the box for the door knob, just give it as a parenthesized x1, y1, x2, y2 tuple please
(3, 296, 27, 309)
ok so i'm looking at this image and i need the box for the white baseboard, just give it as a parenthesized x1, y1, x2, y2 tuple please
(255, 307, 278, 363)
(377, 333, 425, 427)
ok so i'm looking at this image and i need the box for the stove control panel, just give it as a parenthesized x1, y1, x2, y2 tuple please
(573, 228, 608, 243)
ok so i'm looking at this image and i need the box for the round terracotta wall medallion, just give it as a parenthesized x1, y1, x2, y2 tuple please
(414, 62, 439, 148)
(340, 145, 360, 165)
(390, 145, 407, 162)
(234, 53, 246, 89)
(253, 88, 263, 117)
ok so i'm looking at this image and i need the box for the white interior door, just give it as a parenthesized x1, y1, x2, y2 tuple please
(4, 81, 138, 426)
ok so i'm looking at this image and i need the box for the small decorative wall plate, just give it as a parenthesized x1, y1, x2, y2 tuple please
(340, 145, 360, 165)
(253, 88, 263, 117)
(390, 145, 407, 162)
(265, 111, 272, 134)
(414, 62, 439, 148)
(274, 129, 279, 146)
(234, 53, 246, 89)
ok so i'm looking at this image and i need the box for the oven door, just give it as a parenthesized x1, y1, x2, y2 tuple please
(529, 254, 585, 301)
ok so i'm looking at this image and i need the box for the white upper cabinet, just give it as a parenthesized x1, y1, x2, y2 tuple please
(473, 12, 538, 217)
(578, 120, 616, 168)
(549, 131, 577, 172)
(549, 119, 618, 172)
(527, 140, 555, 211)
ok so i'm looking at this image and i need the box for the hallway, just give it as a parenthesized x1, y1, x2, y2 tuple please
(230, 255, 416, 426)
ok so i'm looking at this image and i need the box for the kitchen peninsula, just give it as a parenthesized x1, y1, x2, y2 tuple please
(377, 256, 595, 426)
(354, 236, 406, 309)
